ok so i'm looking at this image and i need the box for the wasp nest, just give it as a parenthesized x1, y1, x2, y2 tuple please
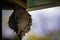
(8, 9, 32, 40)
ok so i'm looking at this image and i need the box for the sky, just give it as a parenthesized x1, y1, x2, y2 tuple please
(2, 6, 60, 40)
(2, 10, 17, 39)
(28, 6, 60, 35)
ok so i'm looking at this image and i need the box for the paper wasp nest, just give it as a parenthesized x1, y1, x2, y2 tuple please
(8, 9, 32, 39)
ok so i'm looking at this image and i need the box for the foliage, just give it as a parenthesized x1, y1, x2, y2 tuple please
(13, 35, 20, 40)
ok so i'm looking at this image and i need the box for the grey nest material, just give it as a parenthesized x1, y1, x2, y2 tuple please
(8, 9, 32, 40)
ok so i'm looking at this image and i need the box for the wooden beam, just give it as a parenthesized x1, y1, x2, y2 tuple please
(7, 0, 27, 9)
(48, 0, 60, 3)
(26, 0, 60, 11)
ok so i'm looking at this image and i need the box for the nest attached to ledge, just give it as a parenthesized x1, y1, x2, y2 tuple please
(8, 9, 32, 40)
